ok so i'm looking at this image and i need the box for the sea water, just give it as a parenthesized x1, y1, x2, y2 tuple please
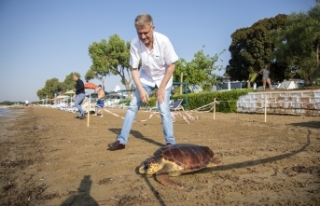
(0, 107, 13, 117)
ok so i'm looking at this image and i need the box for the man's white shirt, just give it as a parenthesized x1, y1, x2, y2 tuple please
(130, 31, 179, 89)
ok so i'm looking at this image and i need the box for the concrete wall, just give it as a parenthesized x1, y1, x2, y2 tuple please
(237, 89, 320, 116)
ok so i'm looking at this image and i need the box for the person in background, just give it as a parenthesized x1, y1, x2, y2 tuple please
(259, 64, 272, 90)
(94, 85, 105, 117)
(108, 13, 178, 150)
(24, 100, 28, 106)
(73, 74, 86, 119)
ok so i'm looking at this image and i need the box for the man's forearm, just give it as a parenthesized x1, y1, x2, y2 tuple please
(131, 68, 143, 91)
(159, 64, 176, 89)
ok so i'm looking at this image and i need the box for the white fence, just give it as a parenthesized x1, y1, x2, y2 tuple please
(237, 90, 320, 116)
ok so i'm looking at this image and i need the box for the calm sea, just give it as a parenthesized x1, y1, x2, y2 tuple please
(0, 107, 13, 117)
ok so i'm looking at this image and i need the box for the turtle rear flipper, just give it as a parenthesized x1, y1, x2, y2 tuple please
(156, 170, 184, 190)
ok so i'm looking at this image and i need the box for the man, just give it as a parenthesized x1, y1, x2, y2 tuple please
(73, 74, 86, 119)
(108, 13, 179, 150)
(94, 85, 105, 117)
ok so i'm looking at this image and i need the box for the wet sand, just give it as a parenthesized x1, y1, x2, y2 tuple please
(0, 106, 319, 205)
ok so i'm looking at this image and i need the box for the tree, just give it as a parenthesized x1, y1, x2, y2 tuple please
(63, 72, 81, 91)
(173, 48, 224, 92)
(309, 5, 320, 71)
(85, 68, 106, 90)
(37, 78, 65, 100)
(273, 5, 320, 83)
(227, 14, 288, 84)
(87, 34, 132, 91)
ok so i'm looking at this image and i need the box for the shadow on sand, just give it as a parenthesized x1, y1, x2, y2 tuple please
(289, 121, 320, 129)
(134, 167, 167, 206)
(109, 128, 166, 205)
(200, 130, 311, 174)
(60, 175, 98, 206)
(108, 128, 164, 147)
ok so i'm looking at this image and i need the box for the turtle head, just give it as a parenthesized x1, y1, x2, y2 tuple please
(139, 157, 160, 175)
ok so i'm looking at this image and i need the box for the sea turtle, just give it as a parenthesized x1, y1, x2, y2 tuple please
(138, 144, 222, 190)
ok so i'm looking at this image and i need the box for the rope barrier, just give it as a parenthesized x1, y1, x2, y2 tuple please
(103, 108, 194, 124)
(172, 112, 190, 124)
(188, 101, 219, 113)
(103, 108, 157, 123)
(52, 95, 320, 128)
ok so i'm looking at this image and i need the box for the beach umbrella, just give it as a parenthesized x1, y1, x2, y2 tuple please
(64, 90, 75, 95)
(84, 82, 98, 89)
(84, 82, 98, 99)
(64, 90, 75, 105)
(55, 95, 69, 105)
(56, 95, 69, 99)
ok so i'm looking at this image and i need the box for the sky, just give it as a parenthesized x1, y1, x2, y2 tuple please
(0, 0, 316, 102)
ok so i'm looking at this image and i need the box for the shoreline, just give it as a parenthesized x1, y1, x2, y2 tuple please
(0, 106, 27, 140)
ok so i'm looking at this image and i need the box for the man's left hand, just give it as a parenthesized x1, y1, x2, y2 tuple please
(157, 88, 165, 104)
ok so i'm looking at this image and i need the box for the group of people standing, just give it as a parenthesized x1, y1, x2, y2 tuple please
(72, 75, 105, 119)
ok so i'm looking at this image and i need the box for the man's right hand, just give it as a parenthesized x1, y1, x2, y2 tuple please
(131, 68, 149, 103)
(139, 89, 149, 103)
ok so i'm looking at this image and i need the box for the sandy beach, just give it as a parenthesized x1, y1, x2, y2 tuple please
(0, 106, 319, 205)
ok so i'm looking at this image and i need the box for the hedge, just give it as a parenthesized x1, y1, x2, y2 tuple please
(119, 89, 252, 113)
(118, 99, 131, 106)
(119, 97, 157, 108)
(173, 89, 252, 113)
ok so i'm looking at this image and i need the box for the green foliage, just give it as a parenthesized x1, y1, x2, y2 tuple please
(173, 47, 224, 92)
(88, 35, 132, 90)
(36, 72, 80, 100)
(85, 70, 96, 82)
(227, 14, 288, 82)
(173, 90, 251, 113)
(117, 97, 157, 108)
(0, 101, 15, 105)
(118, 98, 131, 106)
(119, 90, 250, 113)
(63, 72, 80, 90)
(144, 97, 157, 107)
(37, 78, 64, 99)
(273, 5, 320, 83)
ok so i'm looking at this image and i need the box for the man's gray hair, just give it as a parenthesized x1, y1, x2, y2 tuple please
(134, 13, 154, 27)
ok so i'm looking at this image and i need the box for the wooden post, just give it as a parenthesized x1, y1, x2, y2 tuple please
(87, 99, 90, 127)
(213, 98, 216, 120)
(264, 96, 267, 122)
(180, 73, 183, 95)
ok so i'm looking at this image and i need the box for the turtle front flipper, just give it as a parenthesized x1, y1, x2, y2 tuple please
(209, 156, 223, 166)
(155, 169, 184, 190)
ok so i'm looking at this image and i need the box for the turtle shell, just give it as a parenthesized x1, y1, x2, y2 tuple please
(154, 144, 214, 170)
